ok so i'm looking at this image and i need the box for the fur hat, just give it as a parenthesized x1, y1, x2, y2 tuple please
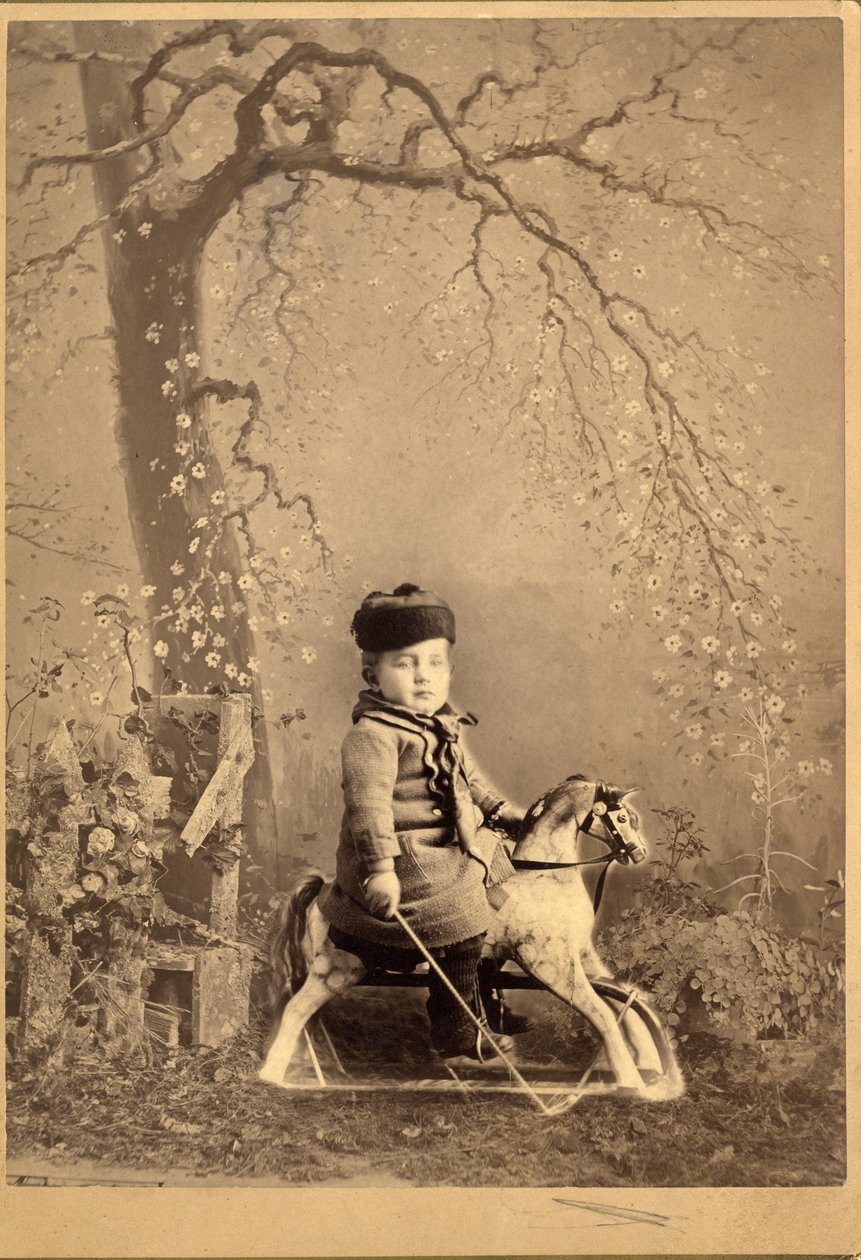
(351, 583, 456, 653)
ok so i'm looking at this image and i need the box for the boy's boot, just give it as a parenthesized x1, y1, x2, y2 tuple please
(477, 957, 535, 1036)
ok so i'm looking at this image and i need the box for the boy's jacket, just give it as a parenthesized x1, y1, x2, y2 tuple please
(317, 690, 514, 949)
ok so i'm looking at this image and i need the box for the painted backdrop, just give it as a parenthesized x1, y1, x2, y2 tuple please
(6, 15, 844, 930)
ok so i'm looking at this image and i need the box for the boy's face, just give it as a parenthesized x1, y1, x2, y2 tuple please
(369, 638, 453, 714)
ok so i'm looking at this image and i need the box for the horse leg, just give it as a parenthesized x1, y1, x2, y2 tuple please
(258, 948, 365, 1085)
(515, 948, 648, 1093)
(605, 998, 664, 1073)
(580, 942, 664, 1074)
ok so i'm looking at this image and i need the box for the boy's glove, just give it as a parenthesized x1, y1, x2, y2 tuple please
(487, 801, 525, 838)
(363, 871, 401, 919)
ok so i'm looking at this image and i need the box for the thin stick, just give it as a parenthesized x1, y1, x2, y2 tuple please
(303, 1027, 327, 1087)
(25, 618, 47, 782)
(318, 1019, 350, 1077)
(544, 987, 641, 1115)
(391, 909, 558, 1116)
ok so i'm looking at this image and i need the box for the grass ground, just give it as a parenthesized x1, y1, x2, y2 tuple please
(5, 989, 845, 1188)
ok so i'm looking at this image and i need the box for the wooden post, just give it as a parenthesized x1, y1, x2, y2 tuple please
(189, 695, 253, 1044)
(17, 722, 84, 1062)
(208, 694, 252, 936)
(192, 946, 253, 1046)
(142, 695, 255, 1047)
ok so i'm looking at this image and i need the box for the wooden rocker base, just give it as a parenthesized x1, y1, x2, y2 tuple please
(258, 1058, 683, 1103)
(258, 964, 685, 1107)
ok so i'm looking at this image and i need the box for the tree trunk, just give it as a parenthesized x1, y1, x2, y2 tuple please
(74, 25, 279, 879)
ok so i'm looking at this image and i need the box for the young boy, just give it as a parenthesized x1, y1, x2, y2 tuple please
(317, 582, 528, 1061)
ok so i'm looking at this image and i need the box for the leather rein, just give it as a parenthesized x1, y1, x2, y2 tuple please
(510, 781, 645, 913)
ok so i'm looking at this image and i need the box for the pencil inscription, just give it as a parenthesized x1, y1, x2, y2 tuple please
(553, 1198, 680, 1229)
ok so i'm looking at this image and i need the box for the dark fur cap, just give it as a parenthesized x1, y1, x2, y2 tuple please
(351, 583, 456, 653)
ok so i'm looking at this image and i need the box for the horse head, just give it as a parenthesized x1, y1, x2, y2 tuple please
(513, 774, 647, 868)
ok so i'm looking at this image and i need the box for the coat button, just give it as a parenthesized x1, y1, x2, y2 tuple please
(431, 808, 443, 817)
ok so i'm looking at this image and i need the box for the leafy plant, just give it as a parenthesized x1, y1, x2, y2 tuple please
(599, 802, 843, 1042)
(602, 907, 843, 1042)
(646, 804, 713, 914)
(712, 701, 815, 922)
(801, 869, 845, 960)
(4, 599, 255, 1060)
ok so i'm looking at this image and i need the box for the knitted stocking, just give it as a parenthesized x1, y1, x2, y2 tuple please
(426, 935, 484, 1055)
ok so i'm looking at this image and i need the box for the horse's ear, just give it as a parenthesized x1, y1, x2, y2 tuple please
(621, 786, 642, 799)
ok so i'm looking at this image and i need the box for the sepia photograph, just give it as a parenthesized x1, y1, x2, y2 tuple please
(2, 1, 855, 1248)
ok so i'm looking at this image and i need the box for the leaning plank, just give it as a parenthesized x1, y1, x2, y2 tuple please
(179, 696, 254, 857)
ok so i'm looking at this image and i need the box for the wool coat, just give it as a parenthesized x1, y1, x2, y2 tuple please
(318, 690, 516, 949)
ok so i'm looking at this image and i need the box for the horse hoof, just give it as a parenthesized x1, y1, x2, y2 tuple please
(257, 1067, 285, 1086)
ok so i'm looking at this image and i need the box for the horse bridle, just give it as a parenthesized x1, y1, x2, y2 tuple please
(510, 781, 646, 912)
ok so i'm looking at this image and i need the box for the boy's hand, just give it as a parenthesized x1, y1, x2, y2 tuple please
(364, 871, 401, 919)
(489, 802, 525, 837)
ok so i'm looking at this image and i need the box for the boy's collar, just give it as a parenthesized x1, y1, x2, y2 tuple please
(352, 688, 478, 729)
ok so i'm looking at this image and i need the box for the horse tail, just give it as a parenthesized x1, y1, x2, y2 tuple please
(268, 869, 326, 1014)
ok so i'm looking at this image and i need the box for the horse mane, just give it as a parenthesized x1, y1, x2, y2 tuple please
(523, 774, 591, 830)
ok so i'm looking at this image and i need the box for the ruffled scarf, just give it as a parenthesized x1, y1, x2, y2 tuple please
(351, 690, 481, 853)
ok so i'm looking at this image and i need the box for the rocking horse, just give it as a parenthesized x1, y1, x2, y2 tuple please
(258, 776, 685, 1103)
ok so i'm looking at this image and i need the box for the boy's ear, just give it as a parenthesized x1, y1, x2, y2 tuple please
(362, 666, 380, 690)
